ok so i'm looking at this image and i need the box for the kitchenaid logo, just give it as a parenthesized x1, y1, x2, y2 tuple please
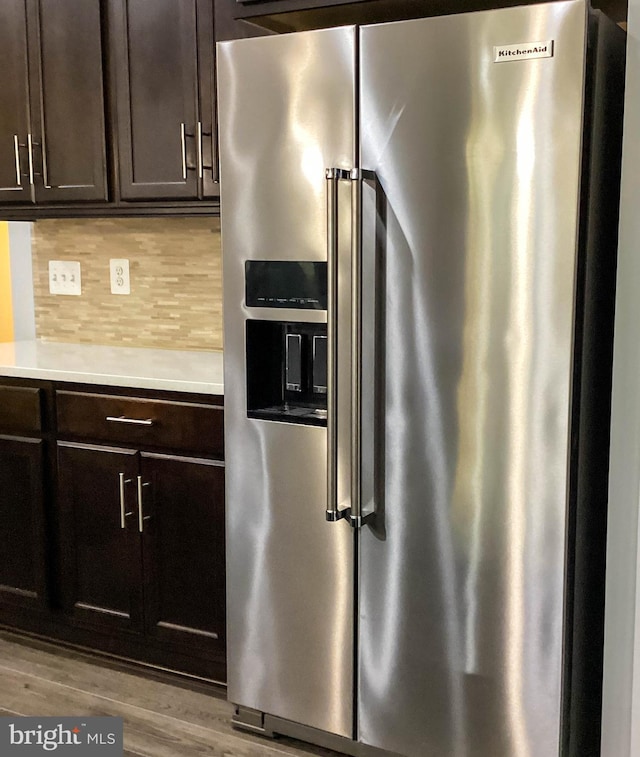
(494, 40, 554, 62)
(1, 718, 123, 755)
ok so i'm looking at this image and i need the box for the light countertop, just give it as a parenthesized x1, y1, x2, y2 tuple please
(0, 341, 224, 395)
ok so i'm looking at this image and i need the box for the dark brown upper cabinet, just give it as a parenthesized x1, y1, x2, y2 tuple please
(228, 0, 627, 31)
(0, 1, 32, 204)
(111, 0, 219, 202)
(0, 0, 108, 205)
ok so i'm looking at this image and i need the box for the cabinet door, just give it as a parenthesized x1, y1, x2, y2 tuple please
(0, 0, 33, 204)
(141, 453, 225, 657)
(231, 0, 370, 20)
(111, 0, 200, 200)
(197, 0, 219, 199)
(57, 443, 143, 632)
(0, 436, 46, 609)
(27, 0, 108, 203)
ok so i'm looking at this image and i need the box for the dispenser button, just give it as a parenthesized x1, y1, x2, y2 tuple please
(286, 334, 303, 392)
(313, 336, 328, 394)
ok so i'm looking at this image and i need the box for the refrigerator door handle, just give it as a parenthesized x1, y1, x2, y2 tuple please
(350, 168, 363, 526)
(325, 167, 374, 528)
(350, 168, 375, 529)
(325, 167, 351, 523)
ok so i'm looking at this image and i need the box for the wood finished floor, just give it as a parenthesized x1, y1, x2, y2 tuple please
(0, 631, 343, 757)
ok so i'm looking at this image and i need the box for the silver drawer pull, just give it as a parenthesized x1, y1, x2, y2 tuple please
(106, 416, 154, 427)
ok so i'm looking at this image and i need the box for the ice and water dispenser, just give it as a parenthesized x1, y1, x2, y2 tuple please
(245, 261, 328, 427)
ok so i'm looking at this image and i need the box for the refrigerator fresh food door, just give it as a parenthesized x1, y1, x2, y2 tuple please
(358, 2, 587, 755)
(217, 27, 357, 738)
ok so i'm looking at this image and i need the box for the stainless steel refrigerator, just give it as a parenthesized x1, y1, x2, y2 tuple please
(217, 2, 625, 755)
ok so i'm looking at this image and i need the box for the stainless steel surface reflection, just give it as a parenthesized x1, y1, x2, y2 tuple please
(218, 27, 356, 738)
(358, 3, 586, 756)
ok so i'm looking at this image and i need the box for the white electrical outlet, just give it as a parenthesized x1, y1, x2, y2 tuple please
(110, 258, 130, 295)
(49, 261, 81, 296)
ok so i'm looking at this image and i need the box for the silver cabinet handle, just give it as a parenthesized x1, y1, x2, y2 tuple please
(26, 136, 48, 187)
(181, 123, 188, 180)
(13, 135, 21, 187)
(27, 134, 35, 186)
(325, 167, 350, 523)
(106, 416, 154, 426)
(197, 122, 215, 180)
(39, 133, 52, 188)
(197, 121, 204, 180)
(119, 472, 126, 528)
(137, 475, 144, 532)
(118, 472, 133, 529)
(136, 475, 151, 533)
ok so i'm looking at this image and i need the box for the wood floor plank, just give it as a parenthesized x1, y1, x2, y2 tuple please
(0, 706, 23, 716)
(0, 666, 308, 756)
(0, 635, 343, 757)
(0, 633, 228, 734)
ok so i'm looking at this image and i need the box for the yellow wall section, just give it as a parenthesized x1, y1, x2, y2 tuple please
(0, 222, 13, 342)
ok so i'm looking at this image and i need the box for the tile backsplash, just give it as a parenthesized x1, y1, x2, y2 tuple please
(32, 217, 222, 351)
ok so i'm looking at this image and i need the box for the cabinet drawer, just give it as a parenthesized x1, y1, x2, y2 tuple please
(0, 386, 42, 435)
(56, 391, 223, 457)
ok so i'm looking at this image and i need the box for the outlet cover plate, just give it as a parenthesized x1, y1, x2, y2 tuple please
(110, 258, 130, 295)
(49, 261, 81, 296)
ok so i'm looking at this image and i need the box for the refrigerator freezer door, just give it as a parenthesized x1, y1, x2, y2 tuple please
(358, 2, 587, 755)
(218, 27, 356, 738)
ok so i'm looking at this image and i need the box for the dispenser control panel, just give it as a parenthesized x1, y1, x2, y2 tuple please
(245, 261, 327, 310)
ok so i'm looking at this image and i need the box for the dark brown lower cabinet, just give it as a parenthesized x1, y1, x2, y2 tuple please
(0, 436, 47, 609)
(141, 453, 225, 652)
(0, 380, 225, 683)
(57, 443, 143, 632)
(57, 442, 225, 662)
